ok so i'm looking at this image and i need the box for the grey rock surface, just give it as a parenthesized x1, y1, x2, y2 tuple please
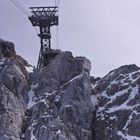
(35, 52, 91, 94)
(0, 39, 94, 140)
(3, 38, 140, 140)
(25, 51, 94, 140)
(92, 64, 140, 140)
(0, 39, 30, 140)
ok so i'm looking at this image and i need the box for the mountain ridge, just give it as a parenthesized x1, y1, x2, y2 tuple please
(0, 39, 140, 140)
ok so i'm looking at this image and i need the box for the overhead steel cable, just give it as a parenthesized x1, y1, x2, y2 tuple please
(55, 0, 60, 49)
(55, 0, 60, 8)
(10, 0, 29, 16)
(14, 0, 29, 15)
(55, 0, 57, 6)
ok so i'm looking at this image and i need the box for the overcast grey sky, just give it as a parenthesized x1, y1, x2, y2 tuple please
(1, 0, 140, 77)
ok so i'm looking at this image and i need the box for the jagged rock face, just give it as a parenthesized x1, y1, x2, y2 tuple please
(0, 40, 29, 140)
(2, 38, 140, 140)
(0, 39, 16, 58)
(92, 64, 140, 140)
(25, 52, 94, 140)
(0, 39, 93, 140)
(35, 52, 91, 94)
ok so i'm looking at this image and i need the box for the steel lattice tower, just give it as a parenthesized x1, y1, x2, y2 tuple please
(29, 6, 59, 68)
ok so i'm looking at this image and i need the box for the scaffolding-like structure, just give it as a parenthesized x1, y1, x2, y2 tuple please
(29, 6, 59, 68)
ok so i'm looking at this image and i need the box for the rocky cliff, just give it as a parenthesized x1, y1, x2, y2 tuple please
(0, 39, 140, 140)
(92, 64, 140, 140)
(0, 39, 30, 140)
(0, 39, 93, 140)
(25, 52, 93, 140)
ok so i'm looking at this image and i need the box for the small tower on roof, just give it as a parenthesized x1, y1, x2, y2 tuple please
(29, 2, 60, 68)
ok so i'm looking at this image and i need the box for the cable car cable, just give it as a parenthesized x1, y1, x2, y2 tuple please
(10, 0, 29, 16)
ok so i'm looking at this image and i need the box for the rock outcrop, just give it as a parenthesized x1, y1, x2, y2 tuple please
(1, 38, 140, 140)
(0, 39, 30, 140)
(0, 39, 94, 140)
(25, 51, 94, 140)
(92, 64, 140, 140)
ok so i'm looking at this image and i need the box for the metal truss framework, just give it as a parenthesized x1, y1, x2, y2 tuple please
(29, 7, 58, 68)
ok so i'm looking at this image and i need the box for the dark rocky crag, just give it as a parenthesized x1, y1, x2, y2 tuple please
(0, 39, 94, 140)
(25, 52, 94, 140)
(0, 39, 30, 140)
(92, 64, 140, 140)
(1, 39, 140, 140)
